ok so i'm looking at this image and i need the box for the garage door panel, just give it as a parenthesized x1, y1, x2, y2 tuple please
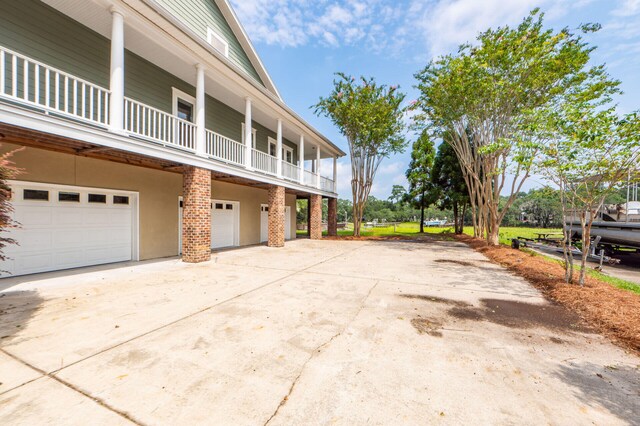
(13, 252, 55, 275)
(14, 206, 53, 226)
(85, 210, 113, 226)
(13, 229, 55, 251)
(53, 208, 85, 226)
(54, 249, 90, 269)
(84, 246, 130, 264)
(52, 229, 86, 248)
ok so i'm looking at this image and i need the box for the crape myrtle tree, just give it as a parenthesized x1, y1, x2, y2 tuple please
(315, 73, 407, 236)
(413, 10, 605, 245)
(405, 131, 435, 233)
(430, 140, 469, 234)
(543, 102, 640, 286)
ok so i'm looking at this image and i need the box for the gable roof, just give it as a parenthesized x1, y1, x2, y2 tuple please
(214, 0, 281, 100)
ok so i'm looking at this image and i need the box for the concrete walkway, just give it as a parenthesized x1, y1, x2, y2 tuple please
(0, 239, 638, 425)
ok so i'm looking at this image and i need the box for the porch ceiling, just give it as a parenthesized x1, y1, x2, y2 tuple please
(0, 123, 321, 197)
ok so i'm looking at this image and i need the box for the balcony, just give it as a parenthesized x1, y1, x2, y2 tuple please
(0, 45, 335, 194)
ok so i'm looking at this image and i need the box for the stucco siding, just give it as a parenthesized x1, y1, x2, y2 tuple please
(1, 144, 298, 260)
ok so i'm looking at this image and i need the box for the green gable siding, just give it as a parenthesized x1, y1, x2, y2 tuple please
(154, 0, 264, 86)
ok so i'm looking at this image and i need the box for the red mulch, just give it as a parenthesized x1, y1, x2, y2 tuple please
(455, 234, 640, 355)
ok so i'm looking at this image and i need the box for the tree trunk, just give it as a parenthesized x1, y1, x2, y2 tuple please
(453, 202, 459, 234)
(419, 191, 425, 234)
(579, 211, 593, 287)
(487, 212, 500, 246)
(352, 204, 361, 237)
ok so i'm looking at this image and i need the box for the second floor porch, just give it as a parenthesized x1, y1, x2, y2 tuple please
(0, 0, 341, 195)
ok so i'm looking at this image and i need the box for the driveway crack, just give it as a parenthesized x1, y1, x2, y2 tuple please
(264, 279, 380, 426)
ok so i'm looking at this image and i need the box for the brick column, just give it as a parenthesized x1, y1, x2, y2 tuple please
(182, 166, 211, 263)
(309, 194, 323, 240)
(268, 185, 286, 248)
(327, 197, 338, 237)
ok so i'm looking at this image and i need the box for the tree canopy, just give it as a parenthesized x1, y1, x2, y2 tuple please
(413, 9, 610, 245)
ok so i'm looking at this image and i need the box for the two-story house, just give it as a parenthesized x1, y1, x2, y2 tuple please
(0, 0, 344, 276)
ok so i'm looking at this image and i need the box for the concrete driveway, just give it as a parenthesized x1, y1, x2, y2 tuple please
(0, 239, 638, 425)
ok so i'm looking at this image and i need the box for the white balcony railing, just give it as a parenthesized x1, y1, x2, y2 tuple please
(304, 169, 317, 187)
(0, 45, 337, 193)
(206, 130, 245, 166)
(124, 97, 195, 151)
(0, 46, 110, 126)
(282, 161, 300, 181)
(320, 176, 335, 193)
(252, 149, 277, 175)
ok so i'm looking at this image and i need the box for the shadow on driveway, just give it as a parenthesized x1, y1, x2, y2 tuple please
(0, 290, 44, 346)
(553, 361, 640, 423)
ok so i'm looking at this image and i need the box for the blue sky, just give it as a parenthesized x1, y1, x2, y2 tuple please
(230, 0, 640, 200)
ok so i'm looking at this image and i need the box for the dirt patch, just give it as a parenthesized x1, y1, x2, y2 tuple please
(448, 306, 484, 321)
(400, 294, 471, 308)
(434, 259, 476, 267)
(479, 299, 589, 332)
(407, 294, 588, 332)
(410, 317, 443, 337)
(455, 234, 640, 355)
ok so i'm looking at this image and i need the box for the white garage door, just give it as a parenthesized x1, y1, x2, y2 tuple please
(1, 182, 137, 277)
(178, 198, 240, 251)
(260, 205, 291, 243)
(211, 201, 239, 249)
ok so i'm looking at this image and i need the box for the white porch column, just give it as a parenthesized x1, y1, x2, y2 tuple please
(276, 118, 283, 177)
(109, 9, 125, 132)
(333, 156, 337, 193)
(244, 97, 252, 169)
(299, 135, 305, 185)
(316, 145, 321, 189)
(195, 64, 206, 156)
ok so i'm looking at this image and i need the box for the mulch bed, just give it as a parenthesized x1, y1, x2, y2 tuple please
(455, 234, 640, 355)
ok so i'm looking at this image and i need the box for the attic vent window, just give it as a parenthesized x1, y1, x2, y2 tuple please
(207, 28, 229, 57)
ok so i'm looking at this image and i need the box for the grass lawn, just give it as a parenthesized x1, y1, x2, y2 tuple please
(297, 222, 561, 246)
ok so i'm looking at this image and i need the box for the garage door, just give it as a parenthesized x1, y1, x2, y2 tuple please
(211, 201, 239, 249)
(260, 205, 291, 243)
(178, 198, 240, 251)
(1, 182, 137, 277)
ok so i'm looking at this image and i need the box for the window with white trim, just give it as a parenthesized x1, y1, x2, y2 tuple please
(241, 123, 257, 148)
(283, 145, 293, 163)
(172, 88, 196, 123)
(207, 28, 229, 57)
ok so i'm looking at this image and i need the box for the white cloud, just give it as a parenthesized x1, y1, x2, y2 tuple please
(229, 0, 403, 50)
(612, 0, 640, 17)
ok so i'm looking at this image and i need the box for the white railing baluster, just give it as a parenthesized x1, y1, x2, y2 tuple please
(89, 87, 94, 120)
(45, 68, 50, 107)
(55, 73, 59, 110)
(11, 55, 17, 97)
(34, 64, 39, 105)
(73, 79, 77, 115)
(64, 76, 69, 112)
(0, 50, 4, 95)
(81, 84, 86, 119)
(23, 59, 28, 101)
